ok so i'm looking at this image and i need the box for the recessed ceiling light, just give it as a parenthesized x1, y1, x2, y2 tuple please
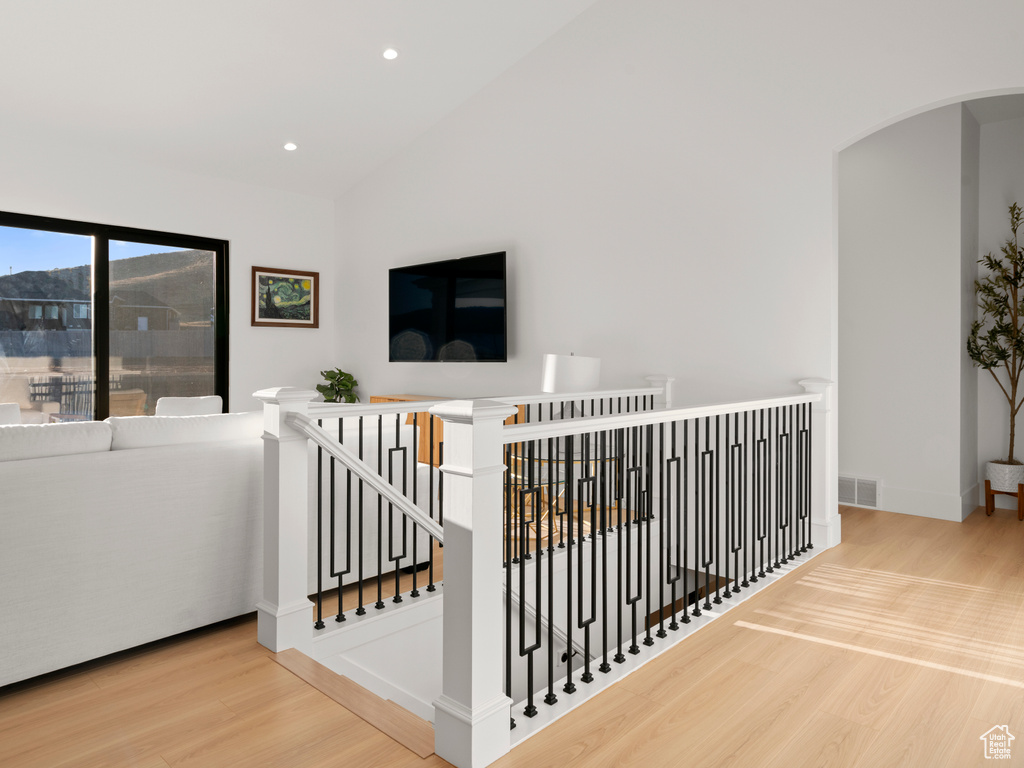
(283, 142, 297, 151)
(383, 48, 398, 60)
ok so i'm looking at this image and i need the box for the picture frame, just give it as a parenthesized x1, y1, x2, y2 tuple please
(251, 266, 319, 328)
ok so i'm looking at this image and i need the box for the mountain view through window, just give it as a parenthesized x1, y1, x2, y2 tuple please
(0, 217, 226, 421)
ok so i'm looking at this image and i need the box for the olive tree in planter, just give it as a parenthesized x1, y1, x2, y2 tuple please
(967, 202, 1024, 512)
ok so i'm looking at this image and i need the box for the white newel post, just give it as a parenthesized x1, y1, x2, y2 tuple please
(645, 374, 675, 409)
(799, 378, 841, 549)
(253, 387, 317, 654)
(431, 399, 518, 768)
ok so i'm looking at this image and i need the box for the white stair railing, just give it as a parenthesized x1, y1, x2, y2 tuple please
(256, 377, 836, 768)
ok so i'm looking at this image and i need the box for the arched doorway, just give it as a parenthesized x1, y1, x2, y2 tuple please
(836, 92, 1024, 521)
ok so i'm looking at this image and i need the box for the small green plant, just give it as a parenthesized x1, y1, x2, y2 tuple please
(968, 202, 1024, 464)
(317, 367, 359, 403)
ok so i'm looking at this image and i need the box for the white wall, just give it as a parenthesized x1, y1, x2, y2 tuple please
(335, 0, 1024, 413)
(0, 139, 335, 410)
(977, 115, 1024, 507)
(961, 109, 981, 517)
(838, 104, 970, 521)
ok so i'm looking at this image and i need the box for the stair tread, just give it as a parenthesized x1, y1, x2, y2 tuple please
(274, 648, 435, 758)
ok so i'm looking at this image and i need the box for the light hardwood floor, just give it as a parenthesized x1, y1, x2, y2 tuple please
(2, 505, 1023, 767)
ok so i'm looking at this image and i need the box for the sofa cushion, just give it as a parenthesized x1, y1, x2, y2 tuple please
(0, 421, 113, 462)
(107, 411, 262, 450)
(154, 395, 223, 416)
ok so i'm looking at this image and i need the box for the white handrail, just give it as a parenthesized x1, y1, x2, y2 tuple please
(286, 412, 445, 543)
(309, 400, 450, 419)
(490, 385, 663, 408)
(306, 385, 666, 420)
(498, 391, 821, 444)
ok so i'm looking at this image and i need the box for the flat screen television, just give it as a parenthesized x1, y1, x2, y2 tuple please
(389, 251, 507, 362)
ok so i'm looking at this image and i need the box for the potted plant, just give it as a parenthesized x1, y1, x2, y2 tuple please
(967, 202, 1024, 503)
(317, 367, 359, 403)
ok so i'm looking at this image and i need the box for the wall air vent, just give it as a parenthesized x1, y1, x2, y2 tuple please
(838, 475, 880, 508)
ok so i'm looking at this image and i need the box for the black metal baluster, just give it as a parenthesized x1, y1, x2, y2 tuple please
(315, 432, 325, 630)
(614, 429, 626, 664)
(779, 406, 792, 565)
(752, 410, 763, 583)
(713, 415, 722, 605)
(794, 404, 803, 556)
(505, 444, 514, 710)
(410, 413, 420, 599)
(581, 475, 598, 684)
(427, 414, 437, 592)
(544, 434, 558, 707)
(805, 401, 814, 552)
(740, 411, 750, 591)
(563, 434, 576, 695)
(438, 440, 444, 534)
(520, 479, 543, 718)
(692, 417, 703, 617)
(375, 415, 385, 610)
(681, 420, 690, 623)
(728, 413, 743, 597)
(643, 423, 655, 647)
(723, 415, 732, 601)
(657, 423, 668, 639)
(766, 407, 775, 574)
(356, 418, 367, 615)
(772, 407, 782, 570)
(390, 415, 407, 603)
(336, 419, 351, 622)
(790, 405, 798, 561)
(578, 434, 597, 685)
(598, 429, 611, 674)
(388, 445, 408, 604)
(700, 417, 715, 613)
(626, 462, 643, 656)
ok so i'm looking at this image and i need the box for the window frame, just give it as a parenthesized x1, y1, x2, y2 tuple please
(0, 209, 229, 419)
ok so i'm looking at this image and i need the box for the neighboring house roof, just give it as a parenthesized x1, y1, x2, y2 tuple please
(110, 291, 179, 314)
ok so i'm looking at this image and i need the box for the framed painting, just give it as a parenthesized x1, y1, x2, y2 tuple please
(251, 266, 319, 328)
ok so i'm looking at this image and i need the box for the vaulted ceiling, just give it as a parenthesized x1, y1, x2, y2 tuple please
(0, 1, 600, 198)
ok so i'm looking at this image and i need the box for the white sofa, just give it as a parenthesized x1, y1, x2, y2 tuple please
(0, 411, 437, 687)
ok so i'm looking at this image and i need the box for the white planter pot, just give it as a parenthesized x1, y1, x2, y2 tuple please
(986, 461, 1024, 493)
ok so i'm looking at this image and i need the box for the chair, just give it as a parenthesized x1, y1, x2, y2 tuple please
(0, 403, 21, 425)
(108, 389, 148, 417)
(154, 395, 223, 416)
(0, 376, 59, 424)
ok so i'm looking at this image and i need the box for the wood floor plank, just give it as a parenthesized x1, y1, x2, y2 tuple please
(3, 505, 1024, 767)
(765, 710, 878, 768)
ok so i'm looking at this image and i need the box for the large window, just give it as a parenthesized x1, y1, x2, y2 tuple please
(0, 211, 228, 421)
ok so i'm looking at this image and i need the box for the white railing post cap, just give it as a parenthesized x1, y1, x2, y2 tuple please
(430, 398, 518, 424)
(253, 387, 318, 405)
(798, 378, 833, 408)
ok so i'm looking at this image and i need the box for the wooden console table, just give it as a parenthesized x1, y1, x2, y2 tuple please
(370, 394, 528, 467)
(370, 395, 447, 467)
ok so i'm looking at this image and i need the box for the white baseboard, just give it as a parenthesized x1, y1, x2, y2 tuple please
(812, 516, 842, 549)
(876, 485, 964, 522)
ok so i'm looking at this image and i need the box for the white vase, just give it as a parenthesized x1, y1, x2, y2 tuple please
(986, 461, 1024, 493)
